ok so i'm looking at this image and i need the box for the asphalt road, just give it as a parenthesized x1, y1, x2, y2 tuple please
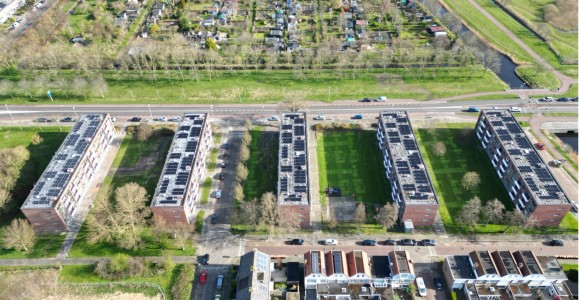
(0, 99, 577, 121)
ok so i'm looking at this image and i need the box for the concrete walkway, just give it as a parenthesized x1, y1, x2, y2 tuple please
(308, 126, 322, 230)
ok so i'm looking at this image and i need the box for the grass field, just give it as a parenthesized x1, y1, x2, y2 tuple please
(0, 68, 508, 104)
(317, 130, 390, 210)
(0, 233, 65, 259)
(68, 128, 196, 257)
(515, 65, 561, 89)
(415, 124, 512, 232)
(243, 129, 279, 200)
(59, 264, 177, 298)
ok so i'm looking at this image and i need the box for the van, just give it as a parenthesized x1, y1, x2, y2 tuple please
(216, 275, 224, 290)
(416, 277, 427, 297)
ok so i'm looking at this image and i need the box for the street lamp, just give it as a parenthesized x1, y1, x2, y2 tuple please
(455, 85, 461, 98)
(72, 107, 78, 118)
(210, 105, 213, 117)
(5, 104, 14, 121)
(148, 104, 153, 119)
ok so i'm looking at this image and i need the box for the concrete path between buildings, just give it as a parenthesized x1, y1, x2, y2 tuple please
(308, 126, 322, 230)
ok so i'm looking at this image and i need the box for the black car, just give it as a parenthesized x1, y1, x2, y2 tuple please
(291, 239, 304, 245)
(35, 117, 51, 122)
(420, 239, 437, 246)
(201, 253, 209, 265)
(130, 117, 142, 122)
(433, 277, 443, 290)
(557, 97, 570, 102)
(571, 97, 578, 102)
(210, 215, 217, 224)
(362, 239, 377, 246)
(401, 239, 417, 246)
(218, 173, 224, 181)
(61, 117, 76, 122)
(550, 239, 564, 246)
(362, 98, 371, 102)
(384, 239, 397, 245)
(224, 143, 231, 150)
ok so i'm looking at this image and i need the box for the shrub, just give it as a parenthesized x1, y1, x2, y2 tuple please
(171, 264, 195, 300)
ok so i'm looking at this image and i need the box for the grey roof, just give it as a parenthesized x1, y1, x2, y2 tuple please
(236, 250, 271, 300)
(480, 110, 569, 205)
(513, 250, 542, 276)
(491, 250, 520, 276)
(151, 113, 207, 207)
(470, 251, 498, 276)
(277, 113, 309, 205)
(536, 256, 568, 280)
(446, 255, 476, 279)
(22, 114, 107, 209)
(379, 111, 438, 205)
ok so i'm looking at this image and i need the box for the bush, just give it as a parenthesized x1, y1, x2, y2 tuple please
(171, 264, 195, 300)
(135, 123, 154, 141)
(94, 255, 149, 279)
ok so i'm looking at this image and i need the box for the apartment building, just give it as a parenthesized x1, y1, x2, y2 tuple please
(377, 111, 439, 227)
(21, 114, 116, 232)
(150, 113, 211, 225)
(236, 250, 271, 300)
(277, 113, 310, 228)
(475, 110, 572, 225)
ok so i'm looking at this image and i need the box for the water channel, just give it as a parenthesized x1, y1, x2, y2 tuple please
(555, 133, 579, 153)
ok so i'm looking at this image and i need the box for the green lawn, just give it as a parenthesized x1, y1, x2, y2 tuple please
(243, 129, 279, 200)
(68, 128, 196, 257)
(200, 177, 211, 204)
(195, 210, 205, 233)
(317, 130, 390, 209)
(515, 65, 561, 89)
(415, 124, 512, 233)
(0, 233, 65, 259)
(0, 68, 508, 104)
(59, 264, 178, 298)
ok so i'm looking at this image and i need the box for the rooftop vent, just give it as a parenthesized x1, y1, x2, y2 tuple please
(489, 287, 496, 292)
(67, 168, 74, 173)
(341, 288, 347, 293)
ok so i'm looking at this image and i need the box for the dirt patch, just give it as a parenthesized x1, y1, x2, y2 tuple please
(375, 73, 404, 85)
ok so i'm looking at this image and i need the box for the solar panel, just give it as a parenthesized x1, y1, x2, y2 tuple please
(177, 133, 188, 139)
(193, 119, 203, 125)
(172, 188, 185, 195)
(332, 252, 343, 273)
(190, 127, 201, 137)
(170, 153, 181, 159)
(281, 166, 292, 172)
(294, 186, 307, 192)
(281, 147, 288, 158)
(282, 125, 292, 130)
(312, 252, 320, 273)
(179, 126, 190, 131)
(294, 140, 305, 151)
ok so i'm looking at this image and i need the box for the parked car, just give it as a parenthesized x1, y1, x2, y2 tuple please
(401, 239, 417, 246)
(267, 116, 279, 121)
(352, 114, 363, 119)
(362, 239, 376, 246)
(200, 270, 208, 284)
(324, 239, 338, 245)
(433, 277, 443, 290)
(216, 275, 224, 289)
(224, 143, 231, 150)
(130, 117, 142, 122)
(535, 142, 546, 150)
(314, 115, 325, 120)
(571, 97, 578, 102)
(550, 239, 564, 246)
(61, 117, 76, 122)
(221, 162, 226, 168)
(467, 107, 480, 112)
(375, 96, 387, 102)
(509, 107, 522, 112)
(201, 253, 209, 265)
(362, 98, 372, 102)
(170, 116, 181, 122)
(218, 173, 224, 181)
(416, 277, 427, 297)
(214, 295, 221, 300)
(571, 204, 578, 213)
(157, 116, 167, 121)
(556, 97, 570, 102)
(35, 117, 51, 122)
(210, 215, 217, 224)
(384, 239, 397, 245)
(215, 190, 222, 199)
(539, 97, 554, 102)
(420, 239, 437, 246)
(290, 239, 304, 245)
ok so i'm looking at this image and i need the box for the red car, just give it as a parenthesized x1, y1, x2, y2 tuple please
(200, 270, 208, 284)
(535, 142, 546, 150)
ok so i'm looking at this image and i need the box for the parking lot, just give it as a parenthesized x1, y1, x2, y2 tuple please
(192, 265, 231, 300)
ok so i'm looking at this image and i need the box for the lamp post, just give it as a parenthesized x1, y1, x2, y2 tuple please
(210, 105, 213, 117)
(72, 106, 78, 118)
(5, 104, 14, 121)
(148, 104, 153, 119)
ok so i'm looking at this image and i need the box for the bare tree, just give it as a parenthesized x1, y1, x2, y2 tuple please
(279, 92, 307, 112)
(462, 172, 481, 191)
(239, 197, 260, 229)
(17, 79, 33, 99)
(353, 202, 366, 224)
(278, 208, 301, 232)
(171, 223, 194, 251)
(431, 142, 447, 157)
(375, 202, 398, 230)
(259, 192, 278, 234)
(456, 196, 482, 228)
(33, 75, 50, 97)
(87, 183, 151, 250)
(235, 163, 249, 183)
(71, 77, 88, 98)
(135, 123, 154, 142)
(239, 145, 250, 162)
(242, 131, 252, 146)
(2, 218, 36, 252)
(503, 210, 527, 233)
(481, 199, 505, 225)
(0, 80, 14, 98)
(328, 214, 338, 229)
(233, 182, 244, 203)
(91, 77, 108, 98)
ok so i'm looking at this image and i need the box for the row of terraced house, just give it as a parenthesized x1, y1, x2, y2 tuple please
(20, 110, 572, 231)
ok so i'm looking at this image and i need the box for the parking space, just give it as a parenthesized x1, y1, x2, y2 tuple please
(192, 266, 231, 300)
(413, 262, 450, 300)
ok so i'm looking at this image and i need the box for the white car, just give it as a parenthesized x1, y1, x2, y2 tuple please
(509, 106, 522, 112)
(314, 115, 325, 120)
(324, 239, 338, 245)
(215, 190, 222, 199)
(170, 116, 181, 122)
(157, 116, 166, 121)
(416, 277, 427, 297)
(267, 116, 279, 121)
(375, 96, 387, 102)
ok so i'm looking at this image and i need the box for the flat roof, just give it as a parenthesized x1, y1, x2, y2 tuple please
(480, 110, 568, 205)
(379, 111, 438, 205)
(446, 255, 476, 279)
(151, 113, 207, 207)
(536, 256, 568, 280)
(277, 113, 309, 205)
(371, 255, 392, 278)
(22, 114, 108, 209)
(394, 251, 410, 274)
